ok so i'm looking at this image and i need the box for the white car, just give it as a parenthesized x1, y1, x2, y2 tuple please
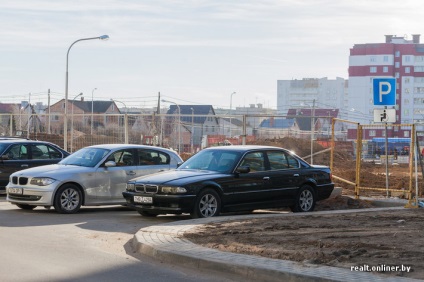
(6, 144, 182, 213)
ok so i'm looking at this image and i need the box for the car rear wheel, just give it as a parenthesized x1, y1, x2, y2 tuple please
(16, 204, 36, 210)
(138, 210, 158, 217)
(290, 185, 316, 212)
(54, 184, 82, 214)
(191, 189, 221, 218)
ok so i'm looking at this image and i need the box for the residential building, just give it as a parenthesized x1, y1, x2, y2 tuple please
(257, 118, 300, 139)
(286, 108, 340, 139)
(165, 105, 219, 152)
(230, 103, 277, 134)
(47, 98, 120, 134)
(348, 34, 423, 138)
(277, 77, 347, 117)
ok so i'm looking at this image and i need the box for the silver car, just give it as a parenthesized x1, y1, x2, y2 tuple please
(6, 144, 182, 214)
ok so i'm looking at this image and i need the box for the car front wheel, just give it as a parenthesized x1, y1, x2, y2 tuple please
(291, 185, 316, 212)
(54, 184, 82, 214)
(191, 189, 221, 218)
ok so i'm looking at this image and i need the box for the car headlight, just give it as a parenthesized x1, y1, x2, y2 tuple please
(161, 186, 187, 194)
(127, 183, 135, 191)
(30, 177, 56, 186)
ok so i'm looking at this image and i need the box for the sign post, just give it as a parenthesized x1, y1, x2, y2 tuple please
(373, 78, 396, 198)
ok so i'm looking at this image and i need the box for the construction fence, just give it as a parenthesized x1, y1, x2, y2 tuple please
(330, 118, 422, 206)
(0, 112, 422, 202)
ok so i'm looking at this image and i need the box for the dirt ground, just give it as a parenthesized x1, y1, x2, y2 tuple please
(184, 198, 424, 279)
(183, 138, 424, 279)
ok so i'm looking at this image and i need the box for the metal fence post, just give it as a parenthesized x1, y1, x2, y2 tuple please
(124, 113, 129, 144)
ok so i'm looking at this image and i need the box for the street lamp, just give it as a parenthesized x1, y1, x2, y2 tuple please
(191, 107, 194, 153)
(111, 99, 129, 144)
(229, 92, 236, 137)
(71, 92, 83, 152)
(64, 34, 109, 151)
(301, 99, 315, 164)
(110, 98, 127, 113)
(162, 99, 181, 153)
(91, 88, 97, 135)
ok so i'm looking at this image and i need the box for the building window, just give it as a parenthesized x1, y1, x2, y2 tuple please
(370, 66, 377, 73)
(62, 103, 65, 109)
(405, 88, 410, 94)
(383, 55, 389, 62)
(405, 67, 410, 73)
(416, 56, 424, 62)
(383, 66, 388, 73)
(405, 77, 410, 83)
(395, 62, 400, 68)
(395, 72, 399, 78)
(369, 130, 376, 137)
(370, 56, 377, 62)
(405, 55, 411, 62)
(395, 51, 400, 57)
(414, 66, 424, 72)
(404, 131, 410, 137)
(414, 87, 424, 93)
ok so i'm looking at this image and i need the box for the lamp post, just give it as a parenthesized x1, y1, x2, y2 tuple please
(27, 93, 31, 138)
(91, 88, 97, 135)
(301, 99, 315, 164)
(64, 34, 109, 151)
(111, 98, 127, 113)
(111, 99, 128, 144)
(191, 107, 194, 153)
(162, 99, 181, 153)
(71, 92, 83, 152)
(229, 92, 236, 137)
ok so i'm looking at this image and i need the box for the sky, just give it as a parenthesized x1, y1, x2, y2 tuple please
(0, 0, 423, 111)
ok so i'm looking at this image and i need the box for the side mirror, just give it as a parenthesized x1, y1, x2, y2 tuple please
(235, 166, 250, 174)
(1, 155, 9, 161)
(104, 161, 117, 167)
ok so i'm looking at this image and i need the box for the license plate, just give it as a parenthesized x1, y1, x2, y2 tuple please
(8, 188, 23, 195)
(134, 196, 153, 204)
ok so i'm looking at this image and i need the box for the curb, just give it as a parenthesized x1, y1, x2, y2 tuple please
(133, 207, 421, 282)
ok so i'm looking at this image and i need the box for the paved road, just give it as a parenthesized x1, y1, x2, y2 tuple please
(0, 196, 237, 282)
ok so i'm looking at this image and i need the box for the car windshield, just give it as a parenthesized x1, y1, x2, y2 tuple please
(59, 147, 109, 167)
(179, 149, 241, 173)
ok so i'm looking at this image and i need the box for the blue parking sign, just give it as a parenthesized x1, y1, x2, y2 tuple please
(373, 78, 396, 106)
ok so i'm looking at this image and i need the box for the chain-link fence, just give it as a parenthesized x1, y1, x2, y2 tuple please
(1, 111, 423, 203)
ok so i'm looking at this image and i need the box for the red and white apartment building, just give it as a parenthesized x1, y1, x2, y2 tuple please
(348, 34, 424, 138)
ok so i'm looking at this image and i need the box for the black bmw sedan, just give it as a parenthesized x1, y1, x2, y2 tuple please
(123, 145, 334, 218)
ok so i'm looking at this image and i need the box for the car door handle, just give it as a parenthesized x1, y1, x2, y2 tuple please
(21, 164, 29, 168)
(293, 174, 299, 177)
(127, 171, 136, 175)
(263, 177, 270, 181)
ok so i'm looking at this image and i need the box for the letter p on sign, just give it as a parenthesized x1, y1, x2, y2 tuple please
(379, 82, 391, 102)
(373, 78, 396, 106)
